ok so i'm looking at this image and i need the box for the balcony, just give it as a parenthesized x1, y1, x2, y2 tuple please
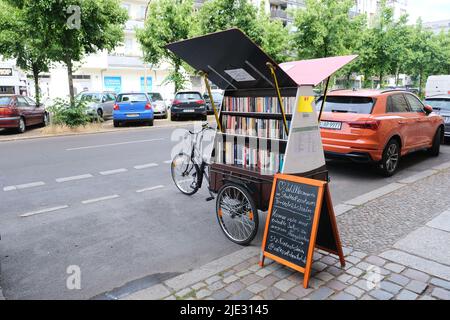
(124, 20, 145, 32)
(107, 55, 145, 68)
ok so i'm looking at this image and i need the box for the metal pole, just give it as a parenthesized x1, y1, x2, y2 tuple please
(266, 62, 289, 137)
(318, 76, 331, 122)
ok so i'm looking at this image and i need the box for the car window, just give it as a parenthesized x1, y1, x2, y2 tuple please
(16, 96, 29, 107)
(387, 94, 410, 113)
(424, 98, 450, 111)
(107, 93, 116, 101)
(0, 97, 12, 105)
(148, 93, 163, 102)
(316, 96, 375, 114)
(175, 92, 202, 100)
(404, 94, 424, 113)
(81, 93, 102, 103)
(117, 94, 148, 102)
(24, 97, 36, 106)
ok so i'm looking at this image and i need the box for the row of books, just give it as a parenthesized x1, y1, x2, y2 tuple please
(215, 141, 285, 174)
(223, 96, 295, 114)
(222, 115, 290, 140)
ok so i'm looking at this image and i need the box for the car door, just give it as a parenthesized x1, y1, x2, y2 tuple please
(16, 96, 34, 124)
(25, 97, 44, 124)
(404, 93, 433, 146)
(386, 93, 419, 151)
(102, 93, 115, 117)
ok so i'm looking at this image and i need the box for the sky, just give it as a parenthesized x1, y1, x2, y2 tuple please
(407, 0, 450, 23)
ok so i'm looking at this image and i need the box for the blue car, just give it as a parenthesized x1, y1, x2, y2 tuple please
(113, 92, 154, 127)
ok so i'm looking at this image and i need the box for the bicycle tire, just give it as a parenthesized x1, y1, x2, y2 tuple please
(171, 153, 201, 196)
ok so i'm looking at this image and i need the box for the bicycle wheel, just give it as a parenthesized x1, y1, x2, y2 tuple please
(216, 183, 259, 246)
(171, 153, 200, 195)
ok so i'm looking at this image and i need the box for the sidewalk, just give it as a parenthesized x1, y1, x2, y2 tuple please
(123, 164, 450, 300)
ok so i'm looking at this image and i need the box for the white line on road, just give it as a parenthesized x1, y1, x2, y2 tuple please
(136, 185, 165, 193)
(56, 174, 93, 183)
(20, 205, 69, 218)
(82, 194, 120, 204)
(66, 138, 164, 151)
(3, 181, 46, 192)
(99, 168, 128, 176)
(134, 163, 159, 170)
(164, 160, 173, 164)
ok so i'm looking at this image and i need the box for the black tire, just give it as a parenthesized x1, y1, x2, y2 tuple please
(42, 113, 49, 127)
(97, 109, 103, 119)
(201, 115, 207, 121)
(377, 139, 400, 177)
(171, 113, 176, 121)
(17, 117, 26, 133)
(216, 183, 259, 246)
(113, 120, 120, 127)
(428, 127, 441, 157)
(148, 119, 154, 126)
(171, 153, 200, 196)
(163, 113, 168, 119)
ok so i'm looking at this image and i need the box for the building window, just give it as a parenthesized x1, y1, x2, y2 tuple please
(73, 75, 91, 80)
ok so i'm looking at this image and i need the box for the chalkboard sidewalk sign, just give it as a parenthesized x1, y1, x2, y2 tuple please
(260, 174, 345, 289)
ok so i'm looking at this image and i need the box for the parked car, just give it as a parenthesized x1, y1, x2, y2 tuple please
(317, 89, 444, 176)
(424, 94, 450, 140)
(425, 75, 450, 97)
(203, 90, 223, 114)
(170, 91, 207, 121)
(76, 91, 116, 119)
(0, 95, 49, 133)
(113, 92, 154, 127)
(147, 92, 168, 119)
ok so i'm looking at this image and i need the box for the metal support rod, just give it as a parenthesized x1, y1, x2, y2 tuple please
(266, 62, 289, 137)
(202, 72, 222, 132)
(318, 76, 331, 122)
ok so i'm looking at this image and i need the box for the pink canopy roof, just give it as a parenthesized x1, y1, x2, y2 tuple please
(280, 55, 358, 86)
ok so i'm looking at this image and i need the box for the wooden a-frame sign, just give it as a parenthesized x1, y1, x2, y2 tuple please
(260, 174, 345, 289)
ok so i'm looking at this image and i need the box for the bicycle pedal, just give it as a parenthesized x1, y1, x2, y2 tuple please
(205, 196, 215, 202)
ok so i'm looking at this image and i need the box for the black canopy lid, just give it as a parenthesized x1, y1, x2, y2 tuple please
(165, 28, 298, 91)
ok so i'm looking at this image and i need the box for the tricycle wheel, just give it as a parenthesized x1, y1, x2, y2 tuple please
(216, 183, 258, 246)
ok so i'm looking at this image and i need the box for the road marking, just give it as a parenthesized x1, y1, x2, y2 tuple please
(136, 185, 165, 193)
(82, 194, 119, 204)
(56, 174, 93, 183)
(99, 168, 128, 176)
(66, 138, 164, 151)
(3, 181, 46, 192)
(20, 205, 69, 218)
(134, 163, 159, 170)
(164, 160, 173, 164)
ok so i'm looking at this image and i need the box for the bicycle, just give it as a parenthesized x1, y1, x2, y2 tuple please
(171, 122, 215, 200)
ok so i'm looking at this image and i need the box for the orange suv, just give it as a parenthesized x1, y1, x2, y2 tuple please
(318, 89, 445, 176)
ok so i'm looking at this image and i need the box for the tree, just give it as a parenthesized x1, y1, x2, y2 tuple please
(0, 0, 52, 106)
(137, 0, 194, 93)
(9, 0, 128, 106)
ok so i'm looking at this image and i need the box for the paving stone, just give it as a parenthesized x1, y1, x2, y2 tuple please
(176, 288, 193, 298)
(236, 270, 251, 278)
(255, 268, 272, 278)
(289, 286, 313, 299)
(208, 281, 225, 291)
(312, 261, 328, 272)
(205, 275, 222, 285)
(405, 280, 428, 294)
(279, 292, 297, 300)
(356, 262, 372, 271)
(230, 289, 253, 300)
(396, 289, 418, 300)
(287, 272, 304, 283)
(320, 255, 338, 266)
(388, 274, 410, 286)
(369, 289, 394, 300)
(345, 256, 361, 265)
(222, 270, 235, 278)
(430, 277, 450, 290)
(211, 289, 231, 300)
(337, 274, 357, 285)
(418, 295, 436, 300)
(326, 266, 344, 276)
(326, 280, 347, 291)
(241, 274, 261, 286)
(360, 294, 375, 300)
(261, 287, 282, 300)
(306, 287, 334, 300)
(402, 269, 430, 283)
(258, 275, 279, 287)
(316, 271, 334, 283)
(273, 267, 294, 279)
(223, 275, 239, 284)
(125, 284, 171, 300)
(313, 252, 324, 260)
(384, 262, 406, 273)
(247, 264, 261, 272)
(196, 289, 212, 299)
(365, 256, 386, 267)
(342, 247, 353, 255)
(251, 295, 264, 300)
(347, 267, 364, 277)
(225, 281, 245, 294)
(274, 279, 297, 292)
(351, 251, 368, 259)
(266, 263, 283, 272)
(332, 292, 357, 300)
(247, 283, 267, 294)
(380, 281, 402, 294)
(344, 286, 365, 298)
(308, 277, 325, 289)
(164, 295, 176, 300)
(354, 279, 372, 291)
(431, 287, 450, 300)
(233, 261, 252, 272)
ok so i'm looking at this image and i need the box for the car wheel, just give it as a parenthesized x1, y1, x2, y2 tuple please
(148, 120, 154, 126)
(201, 115, 207, 121)
(97, 109, 103, 120)
(171, 114, 177, 121)
(42, 113, 50, 127)
(113, 120, 120, 127)
(377, 139, 400, 177)
(428, 127, 442, 157)
(163, 113, 168, 119)
(17, 117, 26, 133)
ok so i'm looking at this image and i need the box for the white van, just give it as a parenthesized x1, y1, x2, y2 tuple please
(425, 75, 450, 97)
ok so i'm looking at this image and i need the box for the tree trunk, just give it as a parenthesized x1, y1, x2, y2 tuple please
(379, 72, 383, 89)
(174, 61, 180, 94)
(32, 64, 41, 107)
(346, 73, 351, 89)
(66, 59, 75, 107)
(418, 70, 423, 97)
(395, 70, 400, 86)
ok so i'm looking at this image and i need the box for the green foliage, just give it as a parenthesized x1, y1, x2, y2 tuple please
(47, 98, 91, 127)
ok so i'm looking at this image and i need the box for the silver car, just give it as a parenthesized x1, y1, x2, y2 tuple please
(148, 92, 168, 119)
(76, 91, 117, 119)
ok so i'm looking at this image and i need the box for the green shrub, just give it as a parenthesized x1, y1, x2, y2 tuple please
(47, 98, 91, 127)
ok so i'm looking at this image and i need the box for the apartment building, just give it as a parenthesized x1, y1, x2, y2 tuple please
(424, 19, 450, 34)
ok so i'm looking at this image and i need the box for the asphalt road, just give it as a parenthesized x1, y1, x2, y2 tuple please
(1, 124, 449, 299)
